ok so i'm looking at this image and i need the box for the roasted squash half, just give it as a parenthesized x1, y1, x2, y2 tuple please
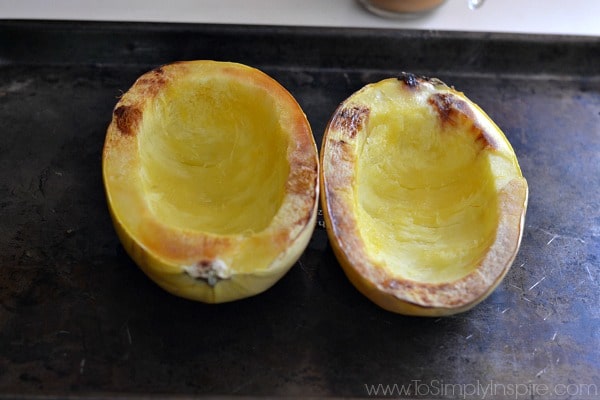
(320, 74, 528, 316)
(103, 61, 319, 303)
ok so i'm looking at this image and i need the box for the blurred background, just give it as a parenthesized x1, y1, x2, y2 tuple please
(1, 0, 599, 36)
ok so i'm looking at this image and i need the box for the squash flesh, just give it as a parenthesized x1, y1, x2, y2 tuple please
(352, 83, 499, 283)
(139, 77, 289, 235)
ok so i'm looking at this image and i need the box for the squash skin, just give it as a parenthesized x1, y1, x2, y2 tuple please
(320, 74, 528, 316)
(103, 61, 319, 303)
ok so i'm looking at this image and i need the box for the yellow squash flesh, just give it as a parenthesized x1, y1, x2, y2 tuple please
(103, 61, 319, 303)
(321, 74, 528, 316)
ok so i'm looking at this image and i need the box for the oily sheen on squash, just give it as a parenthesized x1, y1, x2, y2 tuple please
(103, 60, 319, 303)
(320, 74, 528, 316)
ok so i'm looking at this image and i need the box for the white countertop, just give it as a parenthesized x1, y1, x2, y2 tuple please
(1, 0, 599, 37)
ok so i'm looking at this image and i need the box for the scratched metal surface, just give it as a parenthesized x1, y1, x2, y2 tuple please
(0, 21, 598, 399)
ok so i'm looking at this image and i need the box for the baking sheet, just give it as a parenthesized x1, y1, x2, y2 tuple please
(0, 20, 599, 398)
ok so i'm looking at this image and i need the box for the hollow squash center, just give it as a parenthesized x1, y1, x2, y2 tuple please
(139, 77, 289, 235)
(355, 97, 499, 283)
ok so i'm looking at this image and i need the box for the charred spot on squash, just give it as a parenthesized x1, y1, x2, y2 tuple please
(428, 93, 497, 150)
(135, 67, 169, 98)
(474, 129, 498, 150)
(114, 105, 142, 136)
(327, 138, 355, 165)
(398, 72, 420, 89)
(428, 92, 459, 124)
(331, 105, 370, 139)
(151, 66, 166, 75)
(398, 73, 446, 90)
(287, 163, 318, 196)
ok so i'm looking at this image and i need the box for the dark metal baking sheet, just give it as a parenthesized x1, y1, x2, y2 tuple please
(0, 20, 598, 399)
